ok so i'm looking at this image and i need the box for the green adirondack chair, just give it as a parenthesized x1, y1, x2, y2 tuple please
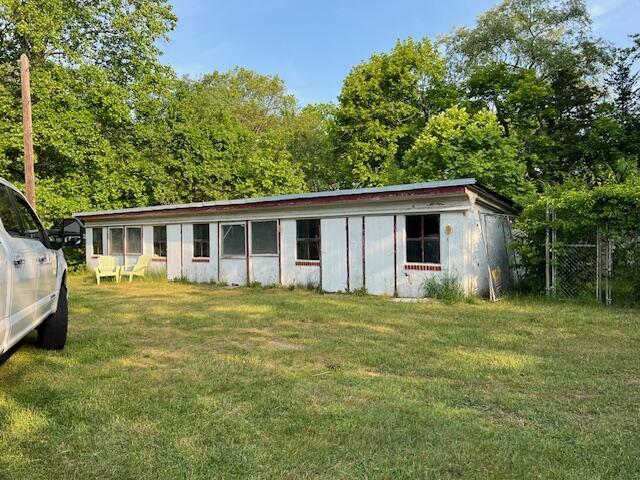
(122, 255, 151, 283)
(95, 256, 120, 285)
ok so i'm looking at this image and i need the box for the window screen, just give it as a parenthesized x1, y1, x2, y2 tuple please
(126, 227, 142, 255)
(251, 221, 277, 255)
(296, 219, 320, 260)
(93, 228, 104, 255)
(406, 215, 440, 263)
(153, 226, 167, 257)
(0, 186, 22, 237)
(193, 224, 210, 258)
(109, 228, 124, 255)
(222, 224, 246, 256)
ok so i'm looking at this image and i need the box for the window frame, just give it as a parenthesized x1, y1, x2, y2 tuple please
(92, 227, 104, 255)
(193, 223, 210, 259)
(125, 226, 143, 255)
(0, 185, 27, 239)
(6, 189, 49, 246)
(250, 220, 278, 256)
(405, 214, 440, 265)
(153, 225, 167, 258)
(220, 222, 246, 258)
(108, 227, 124, 255)
(296, 219, 321, 261)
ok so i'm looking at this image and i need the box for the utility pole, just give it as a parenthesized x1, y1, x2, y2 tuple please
(20, 53, 36, 209)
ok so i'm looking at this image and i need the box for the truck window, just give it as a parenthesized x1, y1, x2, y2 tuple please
(12, 193, 48, 245)
(0, 186, 22, 237)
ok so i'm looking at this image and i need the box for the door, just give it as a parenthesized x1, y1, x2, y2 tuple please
(220, 223, 247, 285)
(321, 218, 348, 292)
(12, 192, 57, 318)
(0, 185, 40, 345)
(0, 227, 9, 353)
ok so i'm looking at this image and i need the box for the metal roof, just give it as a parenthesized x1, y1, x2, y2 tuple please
(72, 178, 516, 218)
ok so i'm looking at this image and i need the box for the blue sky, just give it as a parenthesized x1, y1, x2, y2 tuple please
(160, 0, 639, 105)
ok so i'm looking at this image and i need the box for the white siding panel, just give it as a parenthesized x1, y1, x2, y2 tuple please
(142, 226, 153, 256)
(85, 228, 96, 269)
(181, 223, 218, 283)
(396, 212, 469, 298)
(220, 258, 247, 286)
(347, 217, 364, 291)
(364, 216, 395, 295)
(280, 219, 296, 286)
(280, 219, 320, 287)
(166, 224, 182, 280)
(321, 218, 348, 292)
(251, 256, 279, 285)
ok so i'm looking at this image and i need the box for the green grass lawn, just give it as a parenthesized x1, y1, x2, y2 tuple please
(1, 275, 639, 479)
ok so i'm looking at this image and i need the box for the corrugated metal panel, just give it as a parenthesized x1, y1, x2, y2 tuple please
(364, 216, 395, 295)
(280, 219, 320, 287)
(142, 226, 153, 256)
(220, 258, 246, 286)
(166, 224, 182, 280)
(250, 257, 279, 285)
(321, 218, 348, 292)
(181, 223, 218, 283)
(348, 217, 364, 291)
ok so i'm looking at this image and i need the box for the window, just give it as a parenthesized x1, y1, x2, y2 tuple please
(0, 186, 22, 237)
(296, 219, 320, 261)
(193, 224, 210, 258)
(221, 224, 245, 257)
(109, 228, 124, 255)
(12, 193, 47, 245)
(153, 226, 167, 257)
(93, 228, 104, 255)
(126, 227, 142, 255)
(251, 221, 277, 255)
(406, 215, 440, 264)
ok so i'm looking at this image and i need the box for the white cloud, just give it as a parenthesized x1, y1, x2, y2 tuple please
(587, 0, 626, 19)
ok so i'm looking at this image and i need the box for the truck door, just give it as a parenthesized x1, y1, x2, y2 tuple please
(12, 192, 57, 319)
(0, 227, 9, 353)
(0, 185, 40, 345)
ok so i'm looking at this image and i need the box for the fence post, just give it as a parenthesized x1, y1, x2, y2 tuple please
(545, 205, 550, 296)
(596, 230, 601, 303)
(551, 208, 557, 295)
(606, 238, 613, 306)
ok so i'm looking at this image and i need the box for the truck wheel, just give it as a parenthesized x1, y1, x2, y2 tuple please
(37, 282, 68, 350)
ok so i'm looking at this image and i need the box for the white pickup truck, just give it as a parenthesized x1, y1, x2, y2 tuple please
(0, 177, 68, 356)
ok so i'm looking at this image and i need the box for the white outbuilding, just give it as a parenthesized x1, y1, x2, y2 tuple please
(74, 178, 518, 298)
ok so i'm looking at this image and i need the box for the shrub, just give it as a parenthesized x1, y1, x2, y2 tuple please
(422, 275, 465, 304)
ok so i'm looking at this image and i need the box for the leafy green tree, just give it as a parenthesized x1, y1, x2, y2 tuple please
(0, 0, 176, 83)
(403, 106, 534, 200)
(0, 0, 176, 224)
(141, 76, 306, 205)
(194, 68, 298, 136)
(287, 103, 338, 191)
(333, 37, 457, 187)
(445, 0, 612, 187)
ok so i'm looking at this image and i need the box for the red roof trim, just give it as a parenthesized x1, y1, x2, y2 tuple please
(78, 186, 466, 221)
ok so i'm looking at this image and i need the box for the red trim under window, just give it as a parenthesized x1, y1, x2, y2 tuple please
(192, 258, 210, 263)
(296, 260, 320, 266)
(152, 257, 167, 262)
(405, 263, 441, 271)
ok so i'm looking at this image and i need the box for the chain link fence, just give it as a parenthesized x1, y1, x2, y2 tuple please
(545, 207, 639, 306)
